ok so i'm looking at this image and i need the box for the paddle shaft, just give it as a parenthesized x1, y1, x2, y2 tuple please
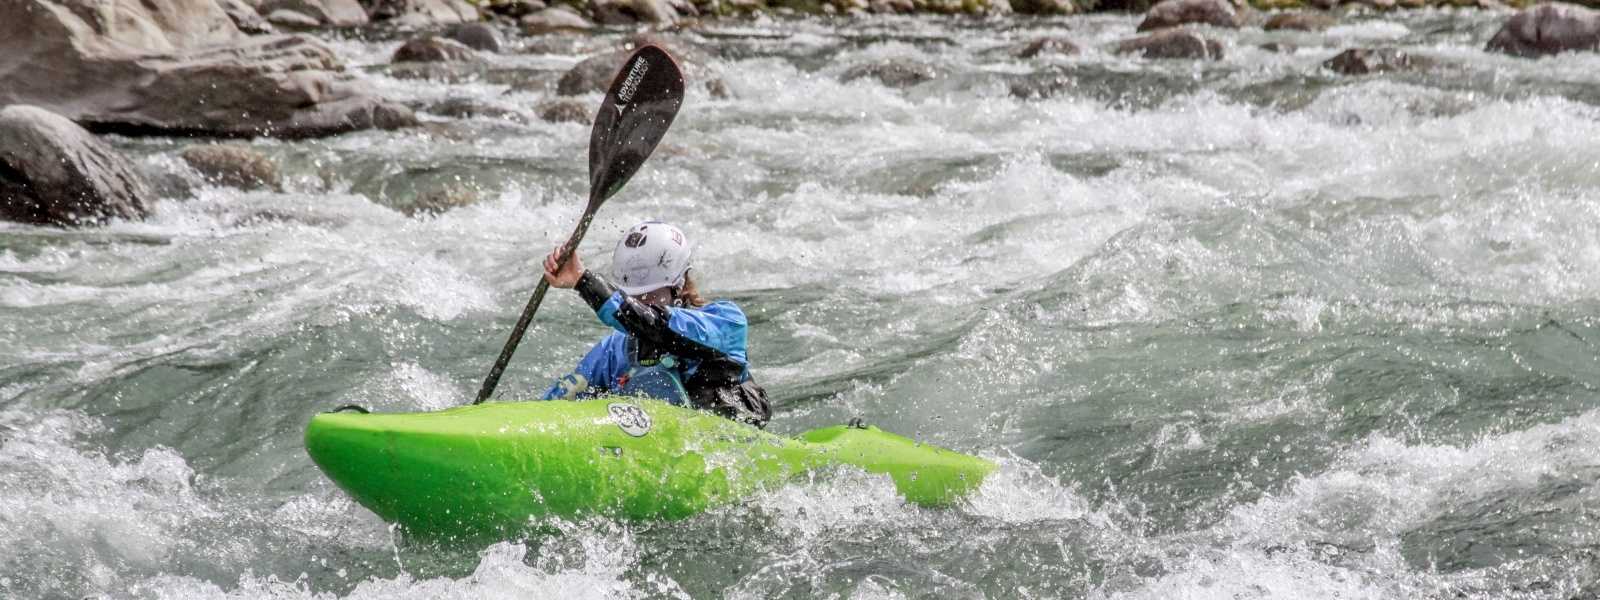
(469, 44, 685, 405)
(474, 208, 597, 404)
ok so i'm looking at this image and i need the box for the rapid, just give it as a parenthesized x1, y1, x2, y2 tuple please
(5, 11, 1600, 599)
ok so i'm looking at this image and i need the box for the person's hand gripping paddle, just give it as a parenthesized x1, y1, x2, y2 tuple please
(474, 45, 686, 404)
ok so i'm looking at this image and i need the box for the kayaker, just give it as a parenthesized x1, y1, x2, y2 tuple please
(539, 221, 772, 427)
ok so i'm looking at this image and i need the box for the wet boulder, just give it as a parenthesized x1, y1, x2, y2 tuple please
(522, 6, 594, 32)
(1016, 37, 1082, 58)
(1114, 29, 1225, 60)
(840, 59, 940, 88)
(364, 0, 480, 26)
(1137, 0, 1240, 32)
(1486, 4, 1600, 58)
(1263, 12, 1335, 31)
(1322, 47, 1431, 75)
(0, 106, 150, 227)
(535, 99, 592, 124)
(258, 0, 369, 27)
(0, 0, 416, 138)
(181, 144, 282, 191)
(447, 22, 503, 52)
(392, 35, 479, 62)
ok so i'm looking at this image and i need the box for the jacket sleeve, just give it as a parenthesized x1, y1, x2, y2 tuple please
(574, 270, 749, 365)
(541, 333, 625, 399)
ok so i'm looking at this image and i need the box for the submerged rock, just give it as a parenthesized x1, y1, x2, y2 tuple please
(405, 185, 481, 216)
(1322, 47, 1431, 74)
(423, 97, 534, 123)
(1114, 29, 1225, 60)
(392, 36, 479, 62)
(1486, 4, 1600, 58)
(840, 59, 940, 88)
(535, 99, 593, 124)
(181, 144, 282, 191)
(447, 22, 503, 52)
(0, 0, 416, 138)
(1138, 0, 1240, 32)
(0, 106, 150, 227)
(1016, 37, 1082, 58)
(1263, 11, 1336, 31)
(259, 0, 369, 27)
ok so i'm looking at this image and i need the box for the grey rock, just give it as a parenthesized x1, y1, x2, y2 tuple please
(535, 98, 592, 123)
(366, 0, 480, 26)
(0, 0, 416, 138)
(266, 8, 322, 28)
(447, 22, 503, 52)
(667, 0, 701, 17)
(0, 106, 150, 227)
(1486, 3, 1600, 58)
(219, 0, 274, 33)
(484, 0, 546, 19)
(1009, 0, 1076, 13)
(1322, 47, 1431, 74)
(424, 97, 533, 123)
(392, 35, 479, 62)
(405, 185, 480, 216)
(1114, 29, 1225, 60)
(591, 0, 678, 24)
(1137, 0, 1240, 32)
(259, 0, 369, 27)
(869, 0, 916, 11)
(521, 6, 594, 32)
(1016, 37, 1082, 58)
(181, 143, 282, 191)
(840, 59, 940, 88)
(1263, 11, 1335, 31)
(557, 40, 728, 98)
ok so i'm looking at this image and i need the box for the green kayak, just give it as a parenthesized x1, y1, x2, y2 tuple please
(305, 398, 995, 538)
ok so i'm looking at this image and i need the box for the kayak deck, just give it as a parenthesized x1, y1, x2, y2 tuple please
(305, 398, 994, 538)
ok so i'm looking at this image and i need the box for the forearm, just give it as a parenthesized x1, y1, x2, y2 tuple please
(575, 270, 726, 361)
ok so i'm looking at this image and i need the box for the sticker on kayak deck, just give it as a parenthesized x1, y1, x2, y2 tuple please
(608, 403, 651, 437)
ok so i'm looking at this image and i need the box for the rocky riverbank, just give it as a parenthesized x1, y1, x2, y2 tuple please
(4, 0, 1600, 226)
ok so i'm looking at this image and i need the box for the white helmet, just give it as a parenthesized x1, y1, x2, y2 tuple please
(612, 221, 692, 295)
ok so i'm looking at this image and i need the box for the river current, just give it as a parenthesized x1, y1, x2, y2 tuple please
(5, 11, 1600, 599)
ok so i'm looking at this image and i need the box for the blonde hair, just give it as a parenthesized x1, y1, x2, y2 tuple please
(678, 272, 709, 308)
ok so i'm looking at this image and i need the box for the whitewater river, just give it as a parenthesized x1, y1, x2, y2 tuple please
(6, 10, 1600, 598)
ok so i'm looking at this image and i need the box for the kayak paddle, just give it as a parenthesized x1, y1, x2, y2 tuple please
(474, 44, 686, 404)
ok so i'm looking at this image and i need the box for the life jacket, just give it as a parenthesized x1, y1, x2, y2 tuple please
(615, 354, 690, 406)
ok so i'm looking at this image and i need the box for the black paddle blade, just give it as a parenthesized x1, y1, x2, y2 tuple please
(588, 45, 686, 207)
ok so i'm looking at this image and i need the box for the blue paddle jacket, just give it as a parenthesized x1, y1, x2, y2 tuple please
(543, 271, 750, 402)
